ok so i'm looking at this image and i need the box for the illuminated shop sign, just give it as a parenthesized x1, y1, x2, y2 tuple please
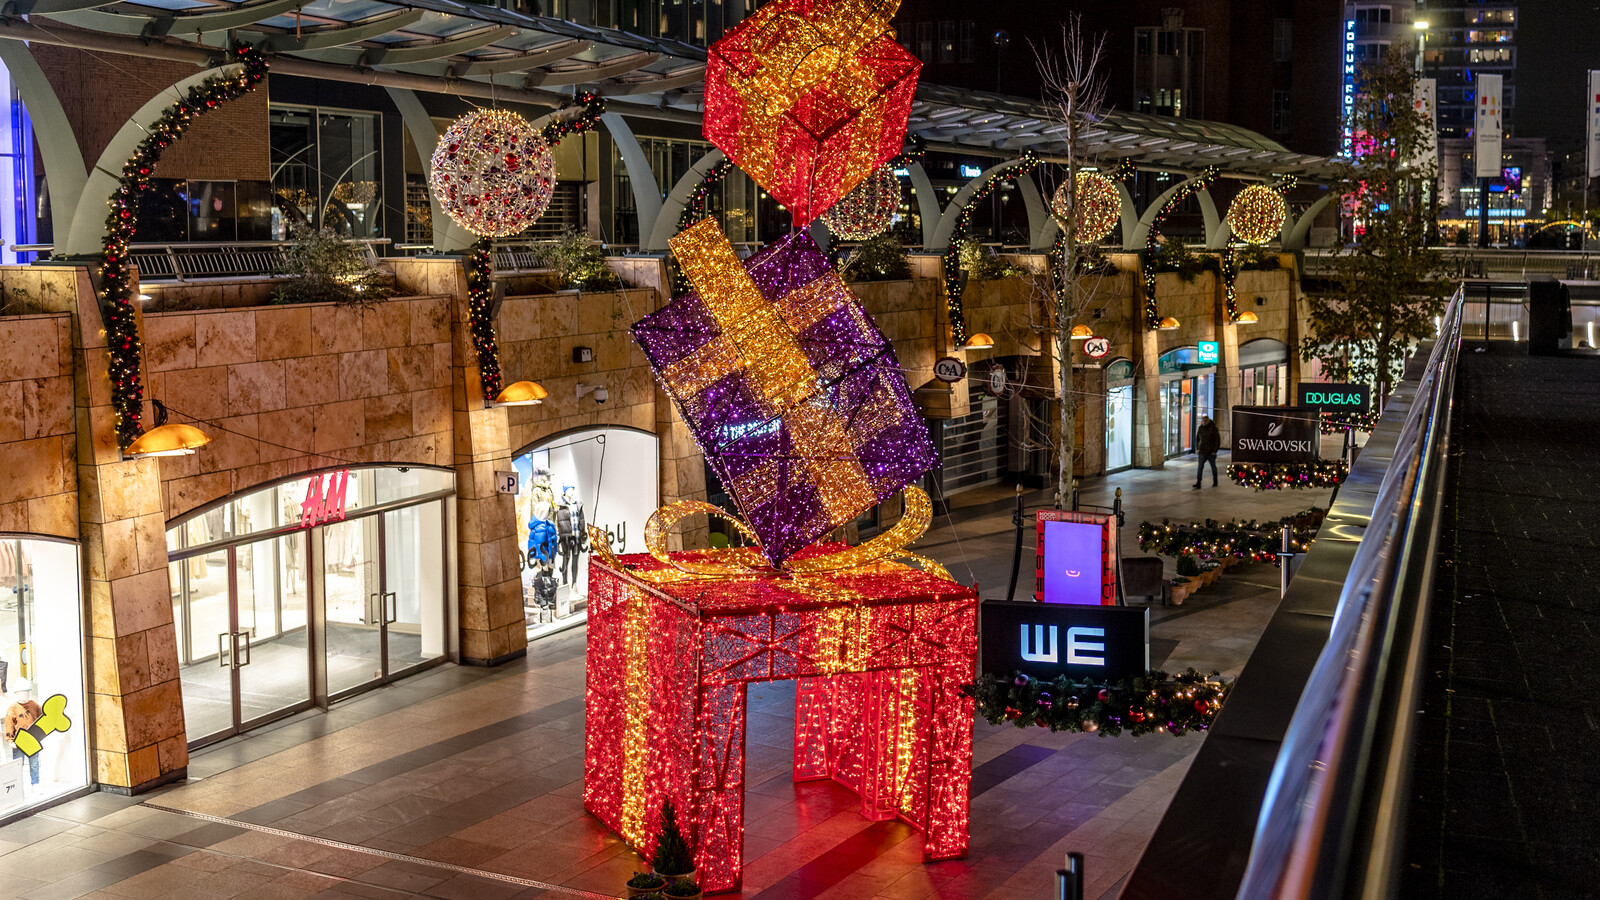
(981, 600, 1149, 681)
(1294, 382, 1371, 410)
(1342, 20, 1356, 156)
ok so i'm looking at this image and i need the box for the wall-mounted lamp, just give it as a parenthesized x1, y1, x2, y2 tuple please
(1070, 324, 1094, 340)
(1157, 316, 1181, 331)
(490, 380, 547, 407)
(1235, 311, 1260, 324)
(124, 423, 210, 459)
(961, 332, 995, 350)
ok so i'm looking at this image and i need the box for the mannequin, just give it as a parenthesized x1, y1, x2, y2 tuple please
(526, 501, 558, 611)
(555, 486, 587, 587)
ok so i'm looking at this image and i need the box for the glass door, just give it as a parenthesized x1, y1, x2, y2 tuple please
(322, 517, 384, 696)
(382, 502, 447, 675)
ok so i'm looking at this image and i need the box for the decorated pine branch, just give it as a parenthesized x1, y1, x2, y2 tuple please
(1320, 409, 1380, 434)
(1228, 459, 1349, 491)
(964, 670, 1229, 737)
(1138, 509, 1324, 563)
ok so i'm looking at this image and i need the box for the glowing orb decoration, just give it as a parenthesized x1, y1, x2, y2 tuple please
(429, 109, 556, 238)
(1051, 171, 1122, 243)
(1227, 184, 1288, 245)
(703, 0, 922, 227)
(632, 218, 938, 566)
(820, 164, 901, 239)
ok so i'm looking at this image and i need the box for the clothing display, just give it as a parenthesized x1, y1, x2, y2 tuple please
(527, 518, 557, 565)
(532, 571, 558, 609)
(555, 497, 586, 585)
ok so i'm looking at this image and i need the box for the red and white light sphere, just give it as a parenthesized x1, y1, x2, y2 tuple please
(1227, 184, 1287, 245)
(1052, 170, 1122, 243)
(429, 109, 556, 238)
(820, 164, 901, 240)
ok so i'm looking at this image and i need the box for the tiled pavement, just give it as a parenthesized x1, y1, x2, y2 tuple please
(0, 454, 1331, 900)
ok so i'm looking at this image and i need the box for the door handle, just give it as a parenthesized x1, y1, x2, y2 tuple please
(385, 592, 397, 625)
(367, 592, 380, 624)
(237, 631, 252, 667)
(218, 632, 230, 668)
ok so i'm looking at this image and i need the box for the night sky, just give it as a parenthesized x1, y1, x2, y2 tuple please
(1514, 1, 1600, 156)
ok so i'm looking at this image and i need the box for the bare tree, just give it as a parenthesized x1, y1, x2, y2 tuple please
(1033, 16, 1110, 506)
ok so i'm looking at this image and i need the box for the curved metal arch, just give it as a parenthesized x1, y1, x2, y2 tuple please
(597, 64, 707, 96)
(520, 52, 658, 86)
(386, 87, 476, 254)
(8, 0, 121, 14)
(905, 160, 940, 248)
(252, 10, 428, 53)
(45, 0, 305, 37)
(1126, 172, 1212, 251)
(601, 112, 662, 252)
(363, 25, 518, 64)
(387, 39, 590, 77)
(1015, 171, 1052, 251)
(1197, 187, 1229, 249)
(929, 157, 1029, 251)
(645, 148, 726, 252)
(1283, 194, 1334, 251)
(0, 42, 87, 251)
(64, 62, 256, 256)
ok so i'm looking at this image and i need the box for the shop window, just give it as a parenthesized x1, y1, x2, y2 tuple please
(0, 537, 89, 816)
(269, 106, 383, 240)
(514, 428, 659, 641)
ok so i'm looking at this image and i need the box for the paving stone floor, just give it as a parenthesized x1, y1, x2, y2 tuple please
(0, 453, 1330, 900)
(1400, 349, 1600, 900)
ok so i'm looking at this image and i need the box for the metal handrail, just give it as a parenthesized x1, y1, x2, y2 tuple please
(1236, 286, 1465, 900)
(12, 239, 391, 283)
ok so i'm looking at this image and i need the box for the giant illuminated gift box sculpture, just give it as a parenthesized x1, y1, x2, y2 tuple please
(703, 0, 921, 227)
(633, 218, 939, 566)
(583, 542, 978, 893)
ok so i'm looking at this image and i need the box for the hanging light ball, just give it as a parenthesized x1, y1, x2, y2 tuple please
(1227, 184, 1288, 245)
(820, 164, 901, 240)
(1051, 171, 1122, 243)
(429, 109, 556, 238)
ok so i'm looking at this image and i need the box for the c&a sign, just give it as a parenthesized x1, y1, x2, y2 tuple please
(980, 600, 1149, 681)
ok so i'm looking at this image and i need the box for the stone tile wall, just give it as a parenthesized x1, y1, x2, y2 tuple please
(0, 311, 77, 537)
(142, 297, 455, 521)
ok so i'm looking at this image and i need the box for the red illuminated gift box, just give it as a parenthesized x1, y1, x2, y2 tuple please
(583, 547, 977, 893)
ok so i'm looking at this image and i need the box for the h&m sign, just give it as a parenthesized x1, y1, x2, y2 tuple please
(980, 600, 1149, 681)
(1294, 382, 1370, 411)
(1230, 406, 1319, 464)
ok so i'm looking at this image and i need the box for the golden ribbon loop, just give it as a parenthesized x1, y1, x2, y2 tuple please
(589, 486, 953, 584)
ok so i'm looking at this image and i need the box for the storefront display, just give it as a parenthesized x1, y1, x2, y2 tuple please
(1104, 359, 1134, 472)
(166, 466, 453, 746)
(1158, 347, 1216, 458)
(514, 428, 659, 640)
(0, 536, 89, 816)
(1240, 338, 1291, 407)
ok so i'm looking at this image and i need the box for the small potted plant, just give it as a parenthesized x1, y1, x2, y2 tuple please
(627, 872, 667, 897)
(652, 801, 696, 885)
(664, 879, 703, 900)
(1168, 576, 1191, 606)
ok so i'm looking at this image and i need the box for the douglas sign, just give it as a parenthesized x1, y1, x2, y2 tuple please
(1230, 406, 1319, 464)
(1294, 382, 1370, 411)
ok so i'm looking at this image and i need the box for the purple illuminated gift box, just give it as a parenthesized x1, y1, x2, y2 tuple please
(632, 223, 938, 567)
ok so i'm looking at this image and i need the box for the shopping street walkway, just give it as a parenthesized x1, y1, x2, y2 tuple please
(0, 451, 1347, 900)
(1400, 349, 1600, 899)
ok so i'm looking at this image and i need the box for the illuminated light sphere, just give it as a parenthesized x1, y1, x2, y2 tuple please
(1051, 170, 1122, 243)
(703, 0, 922, 227)
(820, 165, 901, 240)
(1227, 184, 1288, 245)
(429, 109, 556, 238)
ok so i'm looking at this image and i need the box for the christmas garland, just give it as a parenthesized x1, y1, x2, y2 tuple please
(1221, 242, 1241, 321)
(670, 159, 734, 294)
(1141, 165, 1218, 331)
(944, 151, 1040, 343)
(464, 239, 501, 400)
(100, 44, 268, 448)
(463, 91, 604, 402)
(1228, 460, 1349, 491)
(1137, 508, 1325, 563)
(964, 669, 1229, 737)
(1320, 409, 1379, 434)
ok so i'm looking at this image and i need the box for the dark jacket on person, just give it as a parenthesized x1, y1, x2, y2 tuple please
(1196, 421, 1222, 457)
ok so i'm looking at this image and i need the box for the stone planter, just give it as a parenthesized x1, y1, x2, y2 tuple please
(1169, 584, 1189, 605)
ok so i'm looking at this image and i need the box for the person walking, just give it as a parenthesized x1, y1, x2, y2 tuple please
(1194, 415, 1221, 489)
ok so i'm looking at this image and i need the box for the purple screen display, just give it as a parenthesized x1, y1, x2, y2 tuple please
(1041, 520, 1104, 605)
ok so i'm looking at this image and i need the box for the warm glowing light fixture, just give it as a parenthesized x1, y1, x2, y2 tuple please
(1157, 316, 1181, 331)
(1070, 324, 1095, 340)
(1235, 311, 1260, 324)
(124, 423, 210, 458)
(492, 380, 548, 406)
(962, 332, 995, 350)
(1414, 19, 1430, 30)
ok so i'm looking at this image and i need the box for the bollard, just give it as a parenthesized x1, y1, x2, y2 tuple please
(1005, 485, 1025, 602)
(1279, 522, 1293, 598)
(1055, 852, 1084, 900)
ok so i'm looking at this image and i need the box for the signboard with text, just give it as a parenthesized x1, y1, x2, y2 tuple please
(1230, 406, 1319, 464)
(980, 600, 1149, 682)
(1294, 382, 1370, 412)
(1197, 341, 1219, 365)
(1035, 510, 1116, 605)
(934, 356, 967, 383)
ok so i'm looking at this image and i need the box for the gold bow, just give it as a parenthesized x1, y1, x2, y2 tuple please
(587, 485, 952, 584)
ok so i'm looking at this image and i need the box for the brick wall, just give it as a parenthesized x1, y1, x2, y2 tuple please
(32, 45, 269, 182)
(142, 296, 455, 519)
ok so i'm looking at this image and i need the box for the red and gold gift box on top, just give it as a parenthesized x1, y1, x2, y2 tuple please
(703, 0, 922, 227)
(582, 540, 977, 894)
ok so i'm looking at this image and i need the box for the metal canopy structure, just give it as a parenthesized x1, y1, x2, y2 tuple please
(2, 0, 1334, 182)
(909, 84, 1338, 180)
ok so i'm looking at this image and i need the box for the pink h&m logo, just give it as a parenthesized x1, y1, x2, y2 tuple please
(300, 470, 351, 528)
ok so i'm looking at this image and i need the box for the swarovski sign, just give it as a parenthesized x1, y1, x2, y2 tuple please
(1230, 406, 1319, 464)
(982, 601, 1148, 681)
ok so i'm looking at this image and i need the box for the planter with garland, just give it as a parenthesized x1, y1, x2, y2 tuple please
(1228, 460, 1349, 491)
(964, 669, 1229, 736)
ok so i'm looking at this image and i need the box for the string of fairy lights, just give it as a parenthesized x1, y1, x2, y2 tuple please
(964, 669, 1229, 736)
(1142, 165, 1219, 332)
(100, 43, 268, 449)
(1138, 511, 1324, 563)
(944, 151, 1041, 344)
(1228, 459, 1350, 491)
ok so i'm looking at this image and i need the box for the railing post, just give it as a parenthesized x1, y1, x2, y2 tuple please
(168, 245, 183, 283)
(1055, 852, 1084, 900)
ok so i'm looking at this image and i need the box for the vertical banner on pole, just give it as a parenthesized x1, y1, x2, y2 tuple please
(1414, 78, 1438, 169)
(1474, 73, 1504, 178)
(1586, 70, 1600, 179)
